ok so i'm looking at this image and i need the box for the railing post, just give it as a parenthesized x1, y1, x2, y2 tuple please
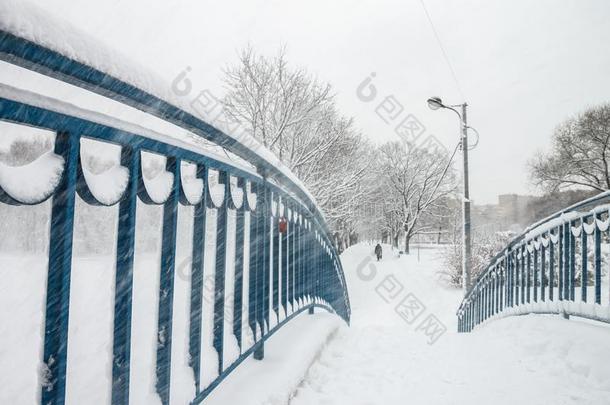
(533, 245, 538, 303)
(488, 278, 492, 319)
(519, 247, 524, 304)
(526, 248, 531, 304)
(594, 213, 602, 304)
(294, 213, 301, 308)
(281, 199, 289, 317)
(233, 178, 246, 352)
(511, 252, 516, 307)
(248, 183, 259, 343)
(263, 187, 270, 332)
(289, 207, 296, 312)
(496, 263, 506, 313)
(488, 278, 492, 318)
(482, 279, 487, 321)
(470, 301, 474, 331)
(306, 221, 313, 312)
(504, 250, 513, 308)
(188, 165, 207, 395)
(581, 221, 588, 303)
(212, 171, 228, 375)
(491, 275, 496, 316)
(111, 146, 140, 405)
(41, 131, 79, 405)
(559, 226, 564, 301)
(473, 287, 477, 326)
(481, 285, 484, 323)
(496, 271, 499, 314)
(506, 254, 511, 308)
(499, 269, 502, 313)
(540, 242, 546, 302)
(549, 236, 555, 301)
(502, 266, 506, 311)
(253, 182, 269, 360)
(520, 246, 526, 305)
(489, 276, 493, 317)
(569, 222, 576, 300)
(156, 157, 180, 405)
(300, 217, 305, 306)
(563, 223, 570, 300)
(272, 194, 280, 324)
(308, 244, 315, 317)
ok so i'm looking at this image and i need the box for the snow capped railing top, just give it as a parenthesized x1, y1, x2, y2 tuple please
(457, 190, 610, 332)
(0, 19, 327, 234)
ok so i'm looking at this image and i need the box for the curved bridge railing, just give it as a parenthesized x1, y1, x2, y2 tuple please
(458, 191, 610, 333)
(0, 31, 350, 404)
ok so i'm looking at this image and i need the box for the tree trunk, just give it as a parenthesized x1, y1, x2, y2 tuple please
(404, 233, 411, 254)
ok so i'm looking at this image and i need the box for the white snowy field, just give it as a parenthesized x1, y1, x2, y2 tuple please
(2, 240, 610, 404)
(213, 243, 610, 405)
(287, 243, 610, 405)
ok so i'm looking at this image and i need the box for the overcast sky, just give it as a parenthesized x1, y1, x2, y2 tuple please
(32, 0, 610, 204)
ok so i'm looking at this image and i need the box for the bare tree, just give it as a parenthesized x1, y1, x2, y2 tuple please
(438, 229, 514, 288)
(222, 47, 370, 245)
(223, 47, 332, 160)
(376, 142, 457, 253)
(530, 103, 610, 192)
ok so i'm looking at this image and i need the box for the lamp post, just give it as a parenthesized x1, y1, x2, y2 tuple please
(427, 97, 473, 294)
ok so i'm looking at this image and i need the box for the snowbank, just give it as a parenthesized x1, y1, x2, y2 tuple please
(290, 243, 610, 405)
(204, 312, 341, 405)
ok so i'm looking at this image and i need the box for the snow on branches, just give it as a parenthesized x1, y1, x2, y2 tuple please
(222, 47, 370, 248)
(374, 141, 457, 253)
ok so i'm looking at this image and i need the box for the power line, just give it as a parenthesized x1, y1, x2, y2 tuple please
(418, 0, 466, 101)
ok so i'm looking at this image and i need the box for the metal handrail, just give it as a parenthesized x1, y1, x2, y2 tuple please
(457, 191, 610, 332)
(0, 32, 350, 405)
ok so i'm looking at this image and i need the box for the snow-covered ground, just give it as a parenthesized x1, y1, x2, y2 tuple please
(3, 241, 610, 404)
(214, 243, 610, 405)
(286, 243, 610, 405)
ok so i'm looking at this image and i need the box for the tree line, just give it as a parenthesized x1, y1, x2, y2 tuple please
(222, 47, 456, 253)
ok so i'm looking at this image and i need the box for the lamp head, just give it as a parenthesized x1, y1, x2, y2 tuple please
(427, 96, 444, 111)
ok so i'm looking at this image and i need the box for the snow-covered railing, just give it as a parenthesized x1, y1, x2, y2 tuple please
(0, 30, 350, 405)
(457, 191, 610, 333)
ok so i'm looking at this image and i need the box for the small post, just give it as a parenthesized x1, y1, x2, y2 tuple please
(253, 341, 265, 360)
(308, 306, 314, 315)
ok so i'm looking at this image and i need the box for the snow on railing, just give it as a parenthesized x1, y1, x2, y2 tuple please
(0, 24, 350, 405)
(457, 191, 610, 333)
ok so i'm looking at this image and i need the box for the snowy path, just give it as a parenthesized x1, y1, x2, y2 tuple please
(289, 244, 610, 405)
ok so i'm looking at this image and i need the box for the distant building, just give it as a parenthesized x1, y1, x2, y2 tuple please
(497, 194, 534, 227)
(472, 194, 535, 234)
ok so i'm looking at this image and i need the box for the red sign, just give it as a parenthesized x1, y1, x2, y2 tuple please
(279, 216, 287, 234)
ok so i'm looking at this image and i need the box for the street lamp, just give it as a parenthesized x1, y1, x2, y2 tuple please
(427, 96, 443, 111)
(427, 96, 473, 294)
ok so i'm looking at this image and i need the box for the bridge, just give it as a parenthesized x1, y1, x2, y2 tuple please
(457, 191, 610, 332)
(0, 29, 349, 405)
(1, 18, 610, 405)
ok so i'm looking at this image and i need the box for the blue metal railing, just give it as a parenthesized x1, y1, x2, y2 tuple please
(0, 31, 350, 404)
(457, 191, 610, 332)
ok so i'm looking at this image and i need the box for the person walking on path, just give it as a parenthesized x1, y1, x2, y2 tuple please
(374, 243, 382, 261)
